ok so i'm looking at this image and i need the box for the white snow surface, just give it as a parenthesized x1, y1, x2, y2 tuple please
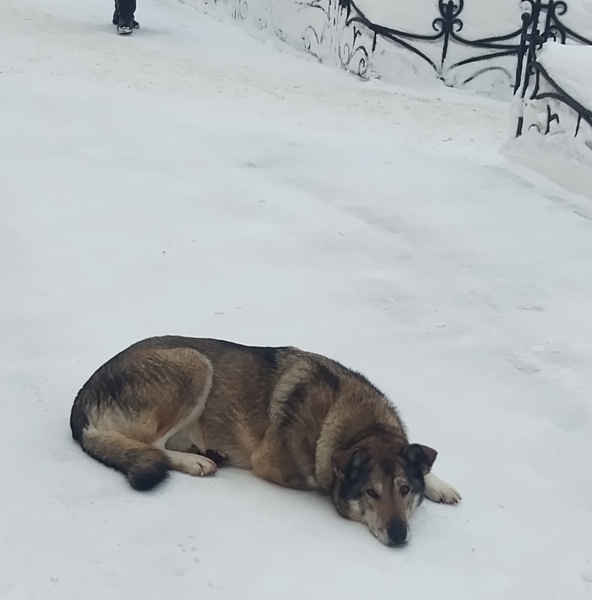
(538, 42, 592, 105)
(2, 0, 592, 599)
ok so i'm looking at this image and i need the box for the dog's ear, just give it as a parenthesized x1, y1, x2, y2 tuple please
(400, 444, 438, 474)
(332, 448, 369, 481)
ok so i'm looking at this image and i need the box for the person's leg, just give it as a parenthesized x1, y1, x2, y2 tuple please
(114, 0, 138, 31)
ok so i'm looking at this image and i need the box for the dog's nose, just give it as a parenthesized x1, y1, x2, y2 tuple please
(387, 520, 408, 546)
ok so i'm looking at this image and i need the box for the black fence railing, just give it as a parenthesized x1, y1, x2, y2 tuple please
(339, 0, 524, 85)
(328, 0, 591, 92)
(514, 0, 592, 137)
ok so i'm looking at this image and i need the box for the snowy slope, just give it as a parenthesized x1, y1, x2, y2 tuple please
(1, 0, 592, 599)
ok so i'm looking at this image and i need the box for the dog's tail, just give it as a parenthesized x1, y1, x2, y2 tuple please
(77, 429, 170, 491)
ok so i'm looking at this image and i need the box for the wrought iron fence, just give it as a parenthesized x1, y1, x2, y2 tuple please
(330, 0, 591, 91)
(201, 0, 591, 97)
(338, 0, 525, 85)
(514, 0, 592, 138)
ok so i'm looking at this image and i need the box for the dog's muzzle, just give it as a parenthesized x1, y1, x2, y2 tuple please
(386, 519, 408, 546)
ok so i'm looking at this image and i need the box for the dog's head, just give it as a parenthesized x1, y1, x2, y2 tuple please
(330, 440, 437, 546)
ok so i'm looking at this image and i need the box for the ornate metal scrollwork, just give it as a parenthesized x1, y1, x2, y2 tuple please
(338, 25, 369, 77)
(333, 0, 591, 91)
(335, 0, 533, 88)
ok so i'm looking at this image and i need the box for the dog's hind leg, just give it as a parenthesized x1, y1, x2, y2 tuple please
(150, 352, 218, 478)
(72, 346, 217, 488)
(424, 472, 462, 504)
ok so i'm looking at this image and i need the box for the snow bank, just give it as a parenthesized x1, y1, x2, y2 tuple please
(539, 43, 592, 106)
(504, 42, 592, 199)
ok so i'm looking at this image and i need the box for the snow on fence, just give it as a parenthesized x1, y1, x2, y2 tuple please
(513, 0, 592, 137)
(505, 2, 592, 198)
(191, 0, 592, 99)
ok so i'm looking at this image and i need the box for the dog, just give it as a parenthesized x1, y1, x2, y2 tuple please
(70, 336, 461, 546)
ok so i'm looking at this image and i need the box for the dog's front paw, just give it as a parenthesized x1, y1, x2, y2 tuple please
(424, 472, 462, 504)
(185, 454, 218, 477)
(433, 482, 462, 504)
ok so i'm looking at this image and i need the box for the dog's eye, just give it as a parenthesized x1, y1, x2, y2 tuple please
(400, 485, 410, 496)
(365, 488, 379, 499)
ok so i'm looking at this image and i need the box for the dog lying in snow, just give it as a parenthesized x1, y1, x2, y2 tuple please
(70, 336, 461, 546)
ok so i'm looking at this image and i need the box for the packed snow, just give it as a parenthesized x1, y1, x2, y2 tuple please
(1, 0, 592, 599)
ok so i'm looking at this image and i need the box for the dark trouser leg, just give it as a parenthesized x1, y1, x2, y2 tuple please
(114, 0, 136, 25)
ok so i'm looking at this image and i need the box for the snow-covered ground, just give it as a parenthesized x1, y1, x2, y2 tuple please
(2, 0, 592, 599)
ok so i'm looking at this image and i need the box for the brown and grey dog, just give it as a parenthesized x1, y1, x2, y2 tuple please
(70, 336, 461, 546)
